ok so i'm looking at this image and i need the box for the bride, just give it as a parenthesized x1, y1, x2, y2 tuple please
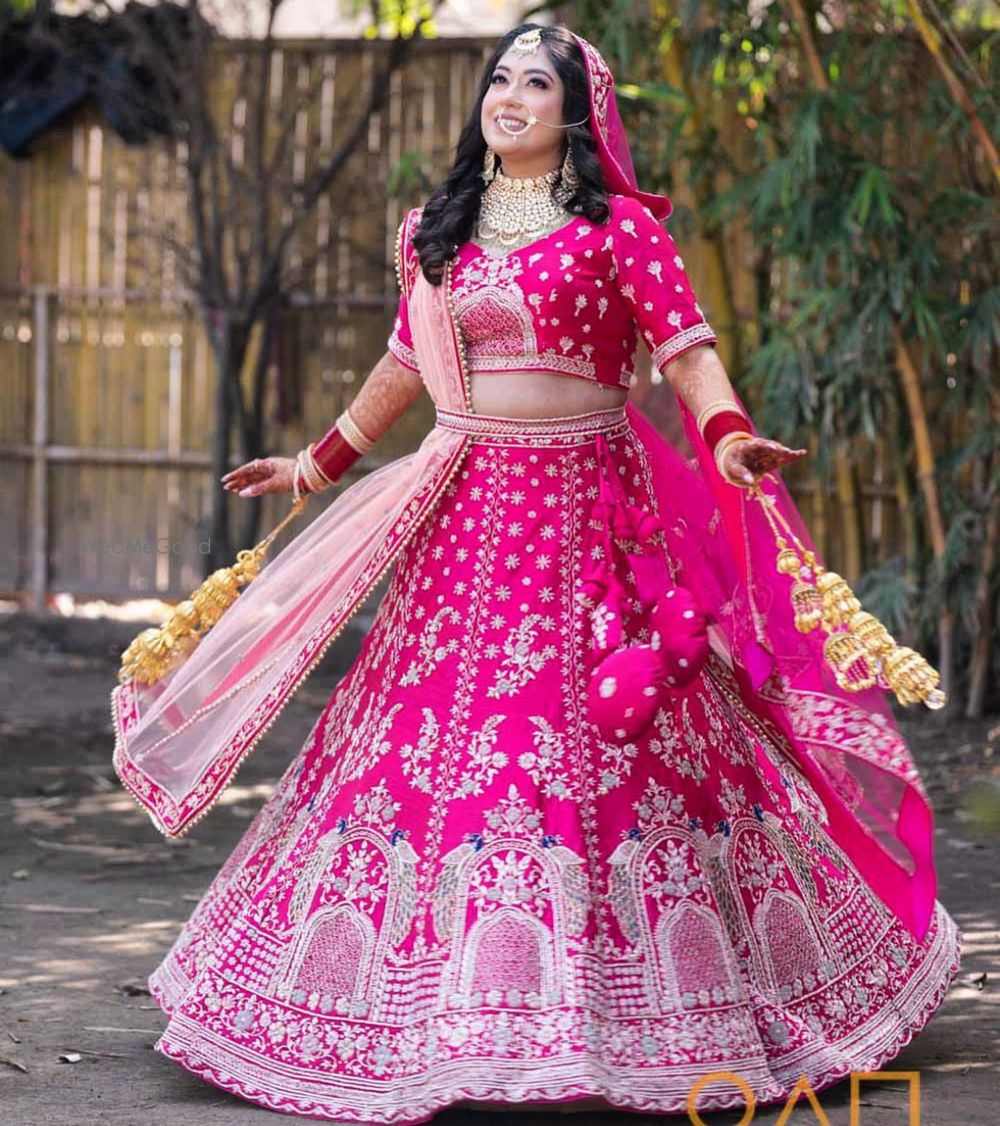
(112, 21, 961, 1123)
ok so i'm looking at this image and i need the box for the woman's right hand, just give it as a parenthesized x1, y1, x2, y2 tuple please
(221, 456, 297, 498)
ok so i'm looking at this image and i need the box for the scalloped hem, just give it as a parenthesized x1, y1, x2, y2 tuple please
(148, 910, 962, 1124)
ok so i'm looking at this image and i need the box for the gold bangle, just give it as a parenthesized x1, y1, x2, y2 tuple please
(714, 430, 754, 486)
(297, 447, 328, 494)
(337, 407, 376, 454)
(305, 442, 336, 488)
(695, 399, 742, 435)
(295, 450, 313, 494)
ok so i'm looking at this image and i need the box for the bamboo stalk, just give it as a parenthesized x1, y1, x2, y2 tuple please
(893, 323, 953, 697)
(966, 488, 999, 718)
(893, 326, 946, 557)
(905, 0, 1000, 186)
(808, 434, 830, 560)
(834, 445, 863, 582)
(893, 452, 920, 649)
(786, 0, 830, 91)
(654, 12, 741, 372)
(890, 406, 921, 574)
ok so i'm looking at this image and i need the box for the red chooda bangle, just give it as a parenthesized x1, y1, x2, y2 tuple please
(703, 410, 752, 453)
(311, 424, 363, 486)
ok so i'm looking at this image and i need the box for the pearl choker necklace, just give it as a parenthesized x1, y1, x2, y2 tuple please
(476, 166, 571, 249)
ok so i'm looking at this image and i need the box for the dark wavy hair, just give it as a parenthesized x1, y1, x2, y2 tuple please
(411, 22, 610, 286)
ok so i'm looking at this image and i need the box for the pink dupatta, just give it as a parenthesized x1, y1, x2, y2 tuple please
(111, 269, 472, 839)
(624, 398, 938, 942)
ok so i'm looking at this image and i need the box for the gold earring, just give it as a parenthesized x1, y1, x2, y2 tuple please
(481, 146, 497, 185)
(554, 146, 580, 204)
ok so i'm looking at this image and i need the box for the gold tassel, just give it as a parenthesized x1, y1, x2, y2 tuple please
(749, 482, 946, 710)
(118, 496, 308, 687)
(790, 581, 823, 633)
(822, 631, 878, 692)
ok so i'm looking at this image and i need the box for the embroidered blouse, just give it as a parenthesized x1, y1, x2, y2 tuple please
(388, 194, 718, 392)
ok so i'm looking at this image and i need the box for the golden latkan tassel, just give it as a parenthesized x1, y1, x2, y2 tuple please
(816, 570, 861, 630)
(790, 581, 823, 633)
(822, 630, 878, 693)
(749, 481, 946, 710)
(769, 531, 823, 633)
(118, 496, 308, 687)
(883, 646, 945, 708)
(189, 569, 238, 629)
(847, 610, 896, 658)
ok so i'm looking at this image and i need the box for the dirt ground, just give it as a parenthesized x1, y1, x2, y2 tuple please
(1, 606, 997, 1126)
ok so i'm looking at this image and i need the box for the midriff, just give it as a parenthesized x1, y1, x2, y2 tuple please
(470, 371, 629, 419)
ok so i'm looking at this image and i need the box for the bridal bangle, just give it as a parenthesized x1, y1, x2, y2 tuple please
(306, 407, 378, 490)
(336, 407, 377, 454)
(714, 430, 754, 486)
(296, 444, 330, 495)
(695, 399, 738, 432)
(695, 400, 753, 485)
(697, 400, 751, 450)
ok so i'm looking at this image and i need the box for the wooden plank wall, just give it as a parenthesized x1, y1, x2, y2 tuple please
(0, 37, 496, 600)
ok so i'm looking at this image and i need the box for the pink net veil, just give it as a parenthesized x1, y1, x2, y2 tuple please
(572, 35, 673, 222)
(111, 276, 473, 841)
(571, 29, 936, 941)
(111, 26, 938, 944)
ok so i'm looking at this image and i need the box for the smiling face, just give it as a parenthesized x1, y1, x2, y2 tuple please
(480, 44, 567, 176)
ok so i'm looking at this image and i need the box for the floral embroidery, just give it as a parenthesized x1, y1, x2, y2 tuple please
(457, 715, 508, 797)
(398, 707, 439, 793)
(398, 605, 461, 687)
(487, 615, 558, 699)
(517, 716, 579, 800)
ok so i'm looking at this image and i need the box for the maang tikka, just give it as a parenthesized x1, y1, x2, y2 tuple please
(511, 27, 542, 55)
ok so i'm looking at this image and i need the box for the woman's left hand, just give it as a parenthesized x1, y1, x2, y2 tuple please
(721, 437, 808, 487)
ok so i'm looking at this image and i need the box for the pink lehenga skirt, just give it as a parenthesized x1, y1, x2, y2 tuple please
(148, 406, 961, 1123)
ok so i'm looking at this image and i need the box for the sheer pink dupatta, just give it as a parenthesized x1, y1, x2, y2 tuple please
(625, 397, 938, 942)
(111, 270, 470, 839)
(569, 28, 937, 943)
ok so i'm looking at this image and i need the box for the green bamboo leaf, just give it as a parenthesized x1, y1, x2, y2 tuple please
(855, 166, 876, 227)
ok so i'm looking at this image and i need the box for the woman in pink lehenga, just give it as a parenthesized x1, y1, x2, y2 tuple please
(111, 22, 961, 1124)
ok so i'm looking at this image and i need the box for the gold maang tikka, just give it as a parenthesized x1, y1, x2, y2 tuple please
(511, 28, 542, 54)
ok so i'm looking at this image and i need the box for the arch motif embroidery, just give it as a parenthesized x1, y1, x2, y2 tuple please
(607, 816, 745, 1017)
(429, 783, 589, 1011)
(281, 903, 377, 1013)
(724, 815, 840, 1001)
(654, 900, 743, 1012)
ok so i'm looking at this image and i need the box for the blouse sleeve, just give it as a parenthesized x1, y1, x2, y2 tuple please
(610, 195, 718, 375)
(386, 208, 422, 374)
